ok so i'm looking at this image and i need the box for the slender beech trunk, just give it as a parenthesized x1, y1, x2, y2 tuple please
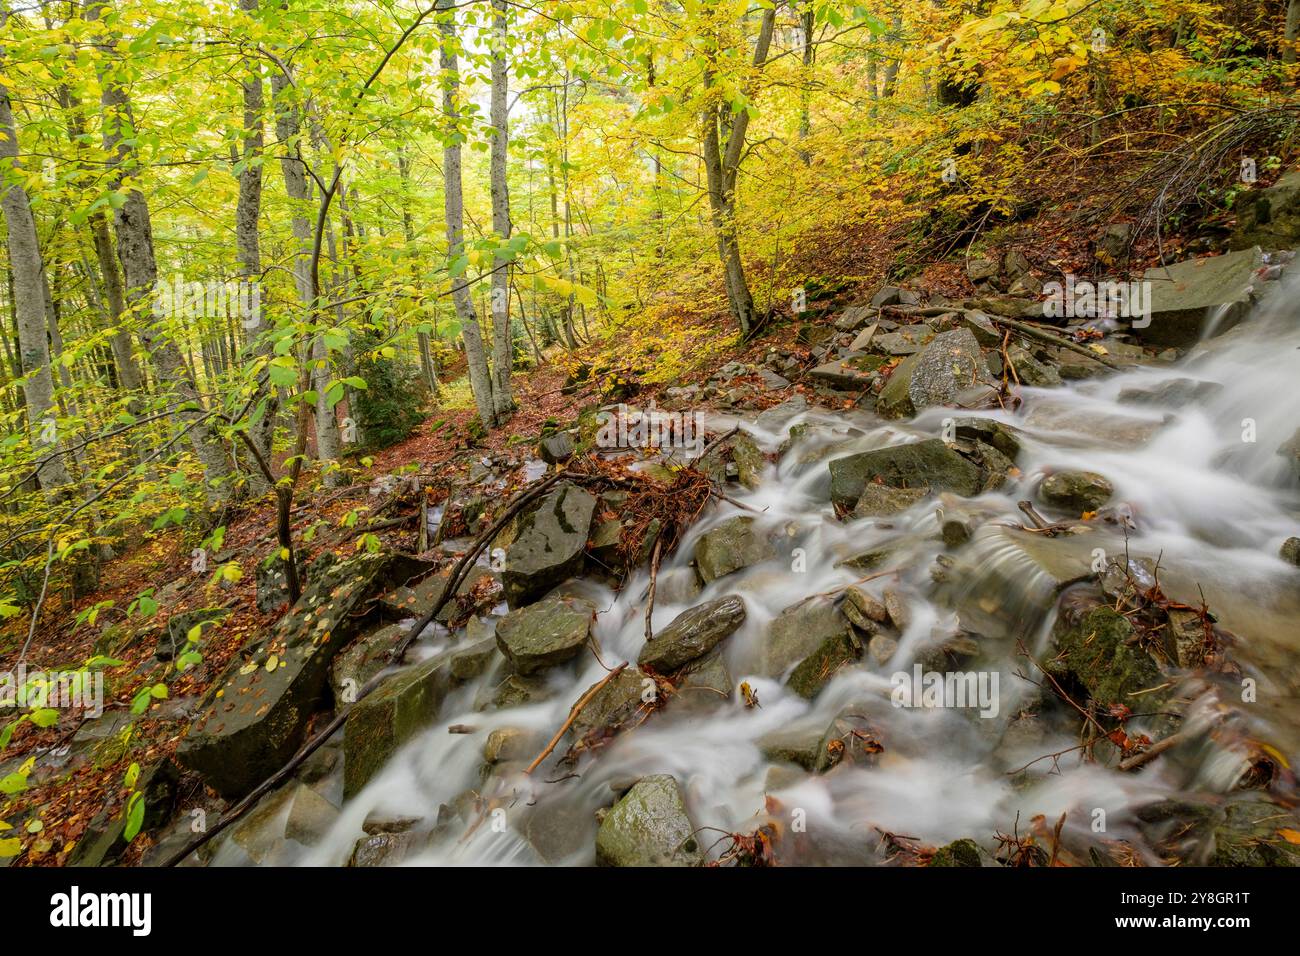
(0, 64, 72, 492)
(439, 0, 497, 429)
(488, 0, 514, 418)
(271, 70, 343, 484)
(236, 0, 274, 492)
(92, 1, 233, 501)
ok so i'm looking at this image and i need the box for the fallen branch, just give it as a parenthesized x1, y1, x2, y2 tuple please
(983, 314, 1127, 371)
(524, 662, 628, 775)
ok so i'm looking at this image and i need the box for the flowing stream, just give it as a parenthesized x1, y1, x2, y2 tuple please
(217, 266, 1300, 866)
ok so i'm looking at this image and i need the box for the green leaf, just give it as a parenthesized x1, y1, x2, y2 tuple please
(123, 791, 145, 842)
(28, 708, 60, 729)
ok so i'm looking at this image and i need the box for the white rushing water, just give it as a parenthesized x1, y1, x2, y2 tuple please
(224, 264, 1300, 867)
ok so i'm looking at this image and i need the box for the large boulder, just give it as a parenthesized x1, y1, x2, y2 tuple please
(343, 655, 450, 798)
(595, 774, 704, 867)
(903, 328, 991, 414)
(501, 482, 597, 608)
(1136, 248, 1263, 347)
(694, 516, 775, 583)
(828, 439, 983, 509)
(494, 597, 592, 675)
(177, 553, 406, 799)
(639, 596, 746, 672)
(1229, 170, 1300, 251)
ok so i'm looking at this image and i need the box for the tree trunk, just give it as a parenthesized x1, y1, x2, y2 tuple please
(92, 1, 233, 502)
(236, 0, 274, 492)
(700, 7, 775, 337)
(271, 71, 344, 484)
(398, 145, 438, 391)
(438, 0, 498, 430)
(488, 0, 515, 419)
(1287, 0, 1299, 63)
(0, 72, 72, 492)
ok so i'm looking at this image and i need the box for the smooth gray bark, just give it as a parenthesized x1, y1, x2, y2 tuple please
(0, 68, 72, 491)
(488, 0, 515, 418)
(439, 0, 498, 429)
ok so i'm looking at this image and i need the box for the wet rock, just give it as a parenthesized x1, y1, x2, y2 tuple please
(343, 655, 450, 798)
(587, 518, 625, 571)
(569, 667, 651, 746)
(348, 830, 420, 867)
(929, 838, 982, 867)
(1229, 169, 1300, 251)
(523, 797, 597, 864)
(228, 783, 297, 864)
(758, 715, 867, 773)
(494, 597, 592, 675)
(1281, 537, 1300, 567)
(882, 588, 911, 631)
(1136, 796, 1300, 866)
(501, 482, 596, 608)
(904, 328, 992, 414)
(694, 516, 776, 583)
(1135, 248, 1263, 347)
(952, 418, 1022, 460)
(485, 673, 554, 710)
(787, 630, 863, 698)
(867, 633, 899, 666)
(284, 784, 340, 846)
(677, 649, 733, 702)
(828, 439, 983, 509)
(730, 433, 766, 490)
(1049, 602, 1163, 710)
(1039, 469, 1114, 514)
(538, 432, 575, 464)
(1005, 345, 1061, 387)
(595, 774, 703, 867)
(640, 596, 746, 672)
(762, 596, 853, 677)
(483, 727, 541, 765)
(447, 636, 500, 682)
(329, 622, 403, 704)
(1118, 377, 1222, 406)
(941, 526, 1096, 639)
(854, 483, 928, 517)
(1164, 608, 1209, 669)
(873, 351, 922, 418)
(845, 586, 889, 624)
(178, 553, 403, 799)
(363, 811, 421, 835)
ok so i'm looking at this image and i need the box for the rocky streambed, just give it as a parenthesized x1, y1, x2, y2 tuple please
(133, 249, 1300, 868)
